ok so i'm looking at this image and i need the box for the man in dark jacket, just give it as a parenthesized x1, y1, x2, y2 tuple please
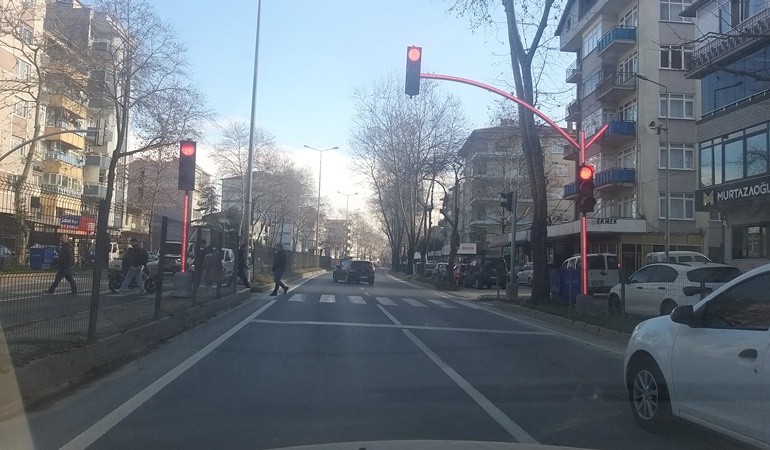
(193, 239, 212, 289)
(46, 234, 77, 294)
(118, 238, 148, 294)
(270, 243, 288, 296)
(226, 243, 251, 288)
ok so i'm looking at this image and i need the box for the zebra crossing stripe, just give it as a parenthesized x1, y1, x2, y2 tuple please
(427, 299, 456, 308)
(349, 296, 366, 304)
(319, 295, 335, 303)
(289, 294, 306, 302)
(402, 298, 427, 307)
(375, 297, 396, 306)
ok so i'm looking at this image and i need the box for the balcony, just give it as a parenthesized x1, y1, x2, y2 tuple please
(48, 94, 87, 119)
(563, 144, 579, 161)
(686, 8, 770, 78)
(563, 182, 577, 199)
(44, 151, 84, 168)
(469, 195, 500, 206)
(566, 59, 581, 84)
(85, 154, 110, 169)
(469, 218, 499, 228)
(44, 126, 85, 150)
(600, 121, 636, 145)
(40, 183, 82, 198)
(595, 168, 635, 194)
(83, 182, 107, 198)
(597, 26, 636, 60)
(596, 71, 636, 102)
(565, 99, 581, 122)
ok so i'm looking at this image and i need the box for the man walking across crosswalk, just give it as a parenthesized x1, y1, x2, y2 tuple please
(270, 243, 288, 296)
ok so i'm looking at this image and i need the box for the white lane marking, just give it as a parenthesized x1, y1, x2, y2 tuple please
(375, 304, 538, 444)
(319, 295, 336, 303)
(349, 296, 366, 304)
(457, 300, 485, 310)
(385, 272, 423, 289)
(427, 299, 456, 309)
(402, 298, 427, 307)
(288, 294, 306, 302)
(375, 297, 397, 306)
(251, 319, 551, 336)
(60, 299, 278, 450)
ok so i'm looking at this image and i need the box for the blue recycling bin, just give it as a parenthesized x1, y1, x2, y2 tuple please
(550, 268, 581, 305)
(29, 248, 44, 270)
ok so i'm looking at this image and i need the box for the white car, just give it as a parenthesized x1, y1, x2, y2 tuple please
(516, 263, 534, 286)
(108, 251, 160, 275)
(624, 263, 770, 448)
(608, 262, 741, 317)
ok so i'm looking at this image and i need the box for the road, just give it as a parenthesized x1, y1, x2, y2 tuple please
(19, 270, 750, 450)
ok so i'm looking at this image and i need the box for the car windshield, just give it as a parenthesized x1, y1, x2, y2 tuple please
(6, 1, 770, 449)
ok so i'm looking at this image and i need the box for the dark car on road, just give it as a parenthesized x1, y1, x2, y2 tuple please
(462, 256, 508, 289)
(333, 259, 375, 285)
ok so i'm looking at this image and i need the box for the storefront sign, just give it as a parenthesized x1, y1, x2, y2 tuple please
(595, 218, 619, 225)
(696, 176, 770, 211)
(59, 215, 96, 234)
(458, 243, 477, 254)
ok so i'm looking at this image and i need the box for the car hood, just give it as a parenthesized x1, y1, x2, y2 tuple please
(271, 441, 589, 450)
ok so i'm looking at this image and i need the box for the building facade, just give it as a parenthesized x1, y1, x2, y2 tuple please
(684, 0, 770, 272)
(554, 0, 709, 271)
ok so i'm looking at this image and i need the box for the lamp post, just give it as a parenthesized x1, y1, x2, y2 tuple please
(636, 73, 670, 261)
(242, 0, 262, 247)
(338, 191, 358, 257)
(304, 145, 338, 255)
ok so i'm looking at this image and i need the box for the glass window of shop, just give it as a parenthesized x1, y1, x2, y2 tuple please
(699, 123, 770, 187)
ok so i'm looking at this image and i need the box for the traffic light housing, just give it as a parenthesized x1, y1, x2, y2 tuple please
(577, 165, 596, 214)
(500, 191, 513, 212)
(178, 140, 197, 191)
(405, 46, 422, 96)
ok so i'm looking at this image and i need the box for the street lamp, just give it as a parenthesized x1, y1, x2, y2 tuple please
(636, 73, 670, 260)
(242, 0, 262, 247)
(338, 191, 358, 257)
(304, 144, 338, 255)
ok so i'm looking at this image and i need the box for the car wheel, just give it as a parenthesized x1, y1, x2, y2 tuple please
(144, 278, 157, 293)
(660, 299, 677, 316)
(628, 356, 672, 431)
(608, 295, 622, 317)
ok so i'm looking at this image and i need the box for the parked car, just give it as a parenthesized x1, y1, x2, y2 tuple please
(516, 263, 534, 286)
(188, 248, 236, 279)
(609, 262, 742, 317)
(462, 256, 507, 289)
(333, 259, 375, 285)
(560, 253, 619, 294)
(424, 262, 437, 278)
(435, 262, 449, 280)
(108, 251, 161, 275)
(644, 250, 710, 265)
(623, 263, 770, 448)
(452, 263, 468, 285)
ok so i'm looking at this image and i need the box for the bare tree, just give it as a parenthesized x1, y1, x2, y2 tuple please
(349, 75, 467, 274)
(451, 0, 562, 302)
(126, 145, 178, 249)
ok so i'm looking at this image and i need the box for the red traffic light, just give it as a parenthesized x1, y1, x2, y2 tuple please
(407, 46, 422, 62)
(578, 165, 594, 181)
(180, 141, 196, 157)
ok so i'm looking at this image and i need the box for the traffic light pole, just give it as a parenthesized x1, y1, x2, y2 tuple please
(580, 131, 588, 296)
(509, 191, 518, 301)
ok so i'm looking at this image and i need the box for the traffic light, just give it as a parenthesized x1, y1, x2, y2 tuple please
(500, 191, 513, 212)
(178, 140, 197, 191)
(577, 164, 596, 213)
(405, 45, 422, 96)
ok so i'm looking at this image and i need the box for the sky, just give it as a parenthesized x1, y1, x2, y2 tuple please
(151, 0, 571, 217)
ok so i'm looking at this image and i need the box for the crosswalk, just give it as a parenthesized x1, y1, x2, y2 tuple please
(280, 293, 474, 310)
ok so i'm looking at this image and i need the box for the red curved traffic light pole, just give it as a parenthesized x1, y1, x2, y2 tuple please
(418, 72, 608, 295)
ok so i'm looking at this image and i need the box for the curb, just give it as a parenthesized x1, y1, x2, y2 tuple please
(5, 288, 253, 409)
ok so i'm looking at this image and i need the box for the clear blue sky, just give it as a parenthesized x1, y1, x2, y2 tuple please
(153, 0, 569, 214)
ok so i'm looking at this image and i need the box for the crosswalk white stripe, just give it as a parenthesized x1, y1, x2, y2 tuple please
(375, 297, 396, 306)
(427, 299, 457, 309)
(288, 294, 306, 302)
(319, 295, 335, 303)
(402, 298, 427, 307)
(349, 296, 366, 304)
(457, 300, 484, 309)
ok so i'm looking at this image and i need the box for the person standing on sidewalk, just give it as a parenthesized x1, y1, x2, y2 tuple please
(227, 243, 251, 288)
(270, 243, 288, 296)
(46, 234, 77, 295)
(118, 239, 148, 295)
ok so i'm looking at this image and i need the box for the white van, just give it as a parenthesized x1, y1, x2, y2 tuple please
(644, 251, 710, 265)
(561, 253, 620, 294)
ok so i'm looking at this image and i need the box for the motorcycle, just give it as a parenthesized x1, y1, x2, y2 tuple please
(108, 266, 157, 293)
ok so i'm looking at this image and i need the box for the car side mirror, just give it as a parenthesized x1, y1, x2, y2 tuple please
(670, 305, 695, 326)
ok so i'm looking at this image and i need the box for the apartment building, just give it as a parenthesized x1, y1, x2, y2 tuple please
(457, 120, 574, 259)
(555, 0, 709, 271)
(683, 0, 770, 272)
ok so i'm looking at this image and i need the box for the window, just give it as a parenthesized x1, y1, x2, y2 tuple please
(724, 138, 744, 181)
(619, 194, 637, 218)
(660, 0, 694, 22)
(660, 193, 695, 219)
(660, 45, 693, 70)
(18, 23, 33, 45)
(746, 131, 769, 177)
(582, 69, 602, 96)
(700, 144, 713, 187)
(618, 147, 635, 168)
(661, 143, 694, 169)
(620, 6, 638, 27)
(15, 58, 30, 80)
(630, 266, 655, 283)
(660, 94, 695, 119)
(582, 23, 602, 57)
(700, 273, 770, 330)
(649, 266, 678, 282)
(618, 52, 638, 80)
(12, 96, 28, 118)
(10, 136, 23, 155)
(732, 223, 770, 259)
(619, 99, 637, 122)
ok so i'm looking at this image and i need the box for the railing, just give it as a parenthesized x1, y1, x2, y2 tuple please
(597, 26, 636, 54)
(85, 154, 110, 169)
(605, 121, 636, 136)
(595, 168, 635, 186)
(597, 71, 637, 98)
(563, 182, 578, 198)
(565, 99, 580, 119)
(45, 151, 84, 168)
(83, 183, 107, 198)
(688, 8, 770, 73)
(40, 183, 82, 198)
(566, 59, 581, 82)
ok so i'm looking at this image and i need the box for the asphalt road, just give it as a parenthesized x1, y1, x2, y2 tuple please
(18, 270, 752, 450)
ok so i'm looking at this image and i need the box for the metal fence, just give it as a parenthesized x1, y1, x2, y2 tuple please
(0, 179, 331, 366)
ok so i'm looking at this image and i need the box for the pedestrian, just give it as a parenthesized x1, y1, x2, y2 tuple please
(270, 243, 288, 296)
(201, 247, 222, 288)
(193, 239, 212, 289)
(226, 243, 251, 288)
(46, 234, 77, 295)
(117, 238, 148, 295)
